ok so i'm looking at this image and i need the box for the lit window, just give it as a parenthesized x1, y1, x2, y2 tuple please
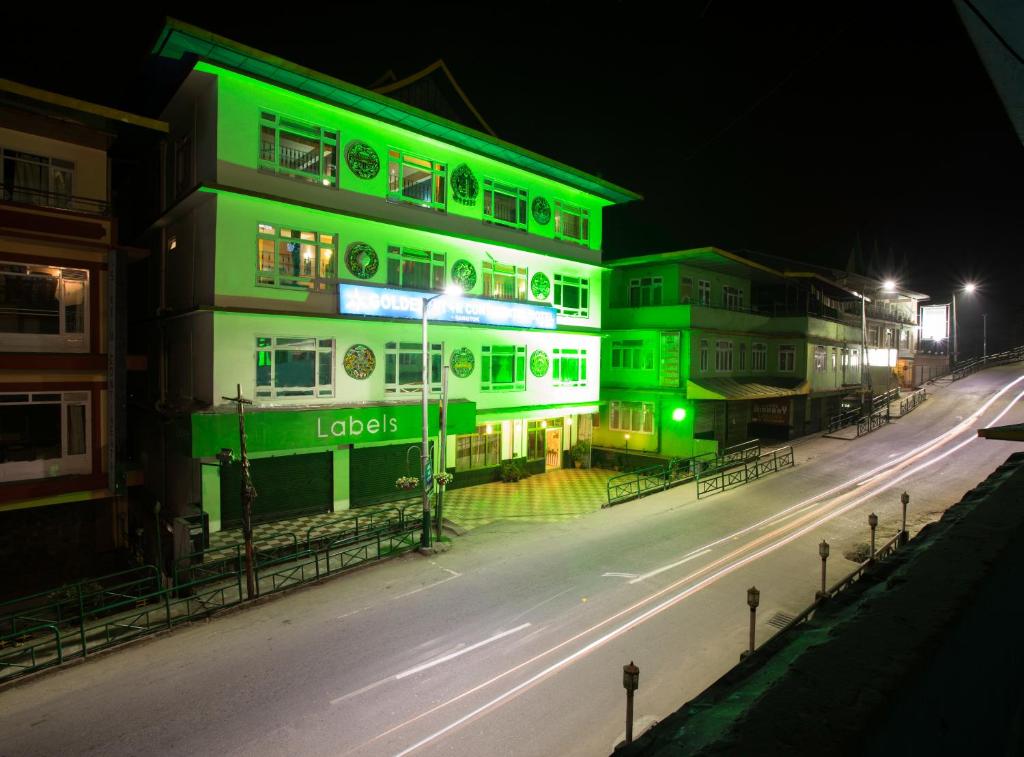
(527, 418, 563, 460)
(553, 200, 589, 244)
(715, 341, 733, 372)
(256, 225, 337, 290)
(387, 149, 446, 211)
(628, 277, 663, 306)
(814, 345, 826, 372)
(481, 345, 526, 391)
(455, 424, 502, 471)
(554, 274, 590, 317)
(0, 262, 88, 352)
(482, 261, 527, 301)
(779, 345, 796, 372)
(386, 246, 446, 291)
(483, 179, 527, 230)
(256, 337, 334, 399)
(609, 401, 654, 434)
(383, 341, 442, 394)
(1, 148, 74, 210)
(259, 113, 338, 187)
(610, 340, 654, 371)
(552, 348, 587, 387)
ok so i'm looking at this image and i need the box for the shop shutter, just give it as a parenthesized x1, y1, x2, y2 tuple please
(220, 452, 331, 529)
(350, 441, 433, 508)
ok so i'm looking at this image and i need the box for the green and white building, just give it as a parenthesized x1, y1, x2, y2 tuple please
(143, 21, 639, 532)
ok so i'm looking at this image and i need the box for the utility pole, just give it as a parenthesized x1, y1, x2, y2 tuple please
(222, 384, 257, 599)
(436, 341, 449, 543)
(983, 313, 988, 360)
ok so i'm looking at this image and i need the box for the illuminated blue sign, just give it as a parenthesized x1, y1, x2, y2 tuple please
(338, 284, 558, 330)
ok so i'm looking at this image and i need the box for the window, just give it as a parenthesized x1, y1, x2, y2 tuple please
(752, 343, 767, 371)
(456, 424, 502, 471)
(699, 339, 709, 373)
(483, 179, 527, 230)
(610, 340, 654, 371)
(554, 274, 590, 317)
(723, 286, 744, 310)
(679, 275, 693, 303)
(384, 341, 442, 394)
(629, 277, 663, 306)
(388, 149, 446, 211)
(481, 345, 526, 391)
(814, 345, 826, 372)
(738, 343, 746, 371)
(850, 348, 860, 368)
(610, 401, 654, 434)
(172, 135, 193, 199)
(779, 345, 796, 372)
(256, 225, 337, 290)
(0, 391, 90, 482)
(553, 200, 589, 244)
(553, 348, 587, 387)
(698, 280, 711, 306)
(830, 348, 838, 371)
(716, 341, 733, 372)
(259, 113, 338, 187)
(1, 148, 74, 209)
(482, 261, 527, 301)
(387, 246, 446, 291)
(527, 418, 562, 460)
(0, 262, 88, 352)
(256, 337, 334, 399)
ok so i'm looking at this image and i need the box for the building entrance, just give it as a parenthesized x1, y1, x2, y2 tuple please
(545, 428, 563, 470)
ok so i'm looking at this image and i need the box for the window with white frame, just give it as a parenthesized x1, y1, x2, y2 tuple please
(679, 274, 693, 303)
(752, 343, 767, 371)
(830, 348, 838, 371)
(256, 337, 334, 399)
(455, 424, 502, 471)
(610, 401, 654, 434)
(715, 340, 733, 372)
(553, 200, 589, 244)
(387, 246, 446, 291)
(481, 345, 526, 391)
(483, 179, 528, 230)
(723, 285, 744, 310)
(738, 343, 746, 370)
(1, 148, 74, 209)
(0, 391, 90, 482)
(552, 348, 587, 387)
(814, 345, 826, 372)
(554, 274, 590, 317)
(628, 277, 663, 306)
(610, 340, 654, 371)
(698, 279, 711, 306)
(482, 261, 527, 301)
(699, 339, 709, 372)
(259, 113, 338, 187)
(387, 149, 446, 211)
(779, 345, 796, 372)
(256, 225, 337, 290)
(850, 348, 860, 368)
(0, 262, 88, 352)
(384, 341, 442, 393)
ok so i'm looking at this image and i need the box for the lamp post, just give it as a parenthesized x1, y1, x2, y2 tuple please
(622, 661, 639, 745)
(868, 512, 878, 561)
(899, 491, 910, 545)
(983, 313, 988, 361)
(817, 540, 830, 598)
(420, 286, 461, 550)
(745, 586, 760, 658)
(952, 282, 977, 367)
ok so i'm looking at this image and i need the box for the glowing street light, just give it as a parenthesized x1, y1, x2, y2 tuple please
(952, 282, 978, 366)
(882, 279, 896, 292)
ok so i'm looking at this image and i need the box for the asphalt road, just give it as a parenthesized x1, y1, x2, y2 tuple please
(2, 365, 1023, 757)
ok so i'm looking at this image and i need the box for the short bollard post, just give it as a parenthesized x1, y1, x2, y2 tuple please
(622, 661, 639, 745)
(741, 586, 760, 660)
(817, 540, 830, 599)
(899, 491, 910, 545)
(868, 512, 878, 561)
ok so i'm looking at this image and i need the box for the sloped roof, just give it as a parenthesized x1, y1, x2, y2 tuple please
(372, 60, 497, 137)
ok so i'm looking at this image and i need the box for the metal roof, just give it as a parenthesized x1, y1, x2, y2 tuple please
(686, 378, 808, 401)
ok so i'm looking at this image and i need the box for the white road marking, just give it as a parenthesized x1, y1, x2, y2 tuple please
(508, 587, 575, 623)
(395, 623, 532, 679)
(602, 572, 638, 578)
(392, 573, 461, 600)
(629, 549, 712, 584)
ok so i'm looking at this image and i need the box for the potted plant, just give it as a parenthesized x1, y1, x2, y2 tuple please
(435, 471, 454, 488)
(570, 440, 591, 469)
(395, 476, 420, 491)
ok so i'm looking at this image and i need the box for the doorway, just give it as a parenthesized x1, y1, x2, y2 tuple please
(545, 428, 562, 470)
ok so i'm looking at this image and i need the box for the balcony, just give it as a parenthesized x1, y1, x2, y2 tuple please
(1, 182, 109, 217)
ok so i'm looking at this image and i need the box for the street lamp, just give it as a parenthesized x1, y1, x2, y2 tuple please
(420, 285, 462, 549)
(817, 540, 830, 598)
(744, 586, 760, 658)
(868, 512, 878, 561)
(899, 491, 910, 545)
(951, 282, 978, 367)
(622, 661, 639, 745)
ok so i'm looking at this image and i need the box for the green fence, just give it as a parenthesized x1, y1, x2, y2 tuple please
(695, 446, 795, 498)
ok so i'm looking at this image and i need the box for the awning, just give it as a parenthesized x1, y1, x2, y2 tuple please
(686, 378, 808, 401)
(977, 423, 1024, 442)
(475, 402, 602, 423)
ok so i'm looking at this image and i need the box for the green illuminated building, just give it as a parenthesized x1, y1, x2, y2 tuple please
(595, 248, 867, 461)
(144, 20, 639, 533)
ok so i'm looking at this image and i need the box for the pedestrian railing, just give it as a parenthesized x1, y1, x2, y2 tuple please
(856, 407, 890, 437)
(895, 387, 927, 417)
(695, 446, 795, 499)
(827, 408, 861, 434)
(950, 346, 1024, 381)
(0, 624, 63, 679)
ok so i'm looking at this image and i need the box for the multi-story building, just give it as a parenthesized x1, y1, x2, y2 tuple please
(596, 248, 865, 459)
(143, 20, 639, 535)
(0, 79, 165, 594)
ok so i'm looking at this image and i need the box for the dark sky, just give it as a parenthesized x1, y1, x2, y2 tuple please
(4, 4, 1021, 353)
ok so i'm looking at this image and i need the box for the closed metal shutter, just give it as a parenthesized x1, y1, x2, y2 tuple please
(350, 441, 432, 508)
(220, 452, 331, 529)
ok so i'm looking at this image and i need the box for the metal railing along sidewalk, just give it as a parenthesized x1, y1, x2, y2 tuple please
(695, 446, 795, 499)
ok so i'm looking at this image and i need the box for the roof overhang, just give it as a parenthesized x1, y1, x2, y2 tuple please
(607, 247, 787, 285)
(686, 378, 808, 401)
(978, 423, 1024, 442)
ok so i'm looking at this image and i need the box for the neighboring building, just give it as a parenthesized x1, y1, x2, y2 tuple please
(596, 248, 865, 459)
(0, 79, 166, 595)
(141, 20, 639, 536)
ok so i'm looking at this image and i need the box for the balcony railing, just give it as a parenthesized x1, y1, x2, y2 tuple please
(0, 183, 109, 216)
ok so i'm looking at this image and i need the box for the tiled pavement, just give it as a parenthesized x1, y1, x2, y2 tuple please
(206, 468, 616, 551)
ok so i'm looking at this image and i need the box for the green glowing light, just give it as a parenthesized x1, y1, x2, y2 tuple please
(672, 407, 686, 422)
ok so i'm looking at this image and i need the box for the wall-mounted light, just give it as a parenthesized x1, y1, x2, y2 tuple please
(672, 407, 686, 422)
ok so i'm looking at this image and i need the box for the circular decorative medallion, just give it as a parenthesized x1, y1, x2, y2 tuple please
(345, 242, 378, 280)
(531, 196, 551, 225)
(530, 349, 549, 378)
(343, 344, 376, 380)
(450, 259, 477, 291)
(530, 272, 551, 300)
(451, 163, 479, 206)
(344, 140, 380, 180)
(450, 347, 475, 378)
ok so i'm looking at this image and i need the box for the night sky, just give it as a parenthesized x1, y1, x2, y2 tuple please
(4, 4, 1021, 354)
